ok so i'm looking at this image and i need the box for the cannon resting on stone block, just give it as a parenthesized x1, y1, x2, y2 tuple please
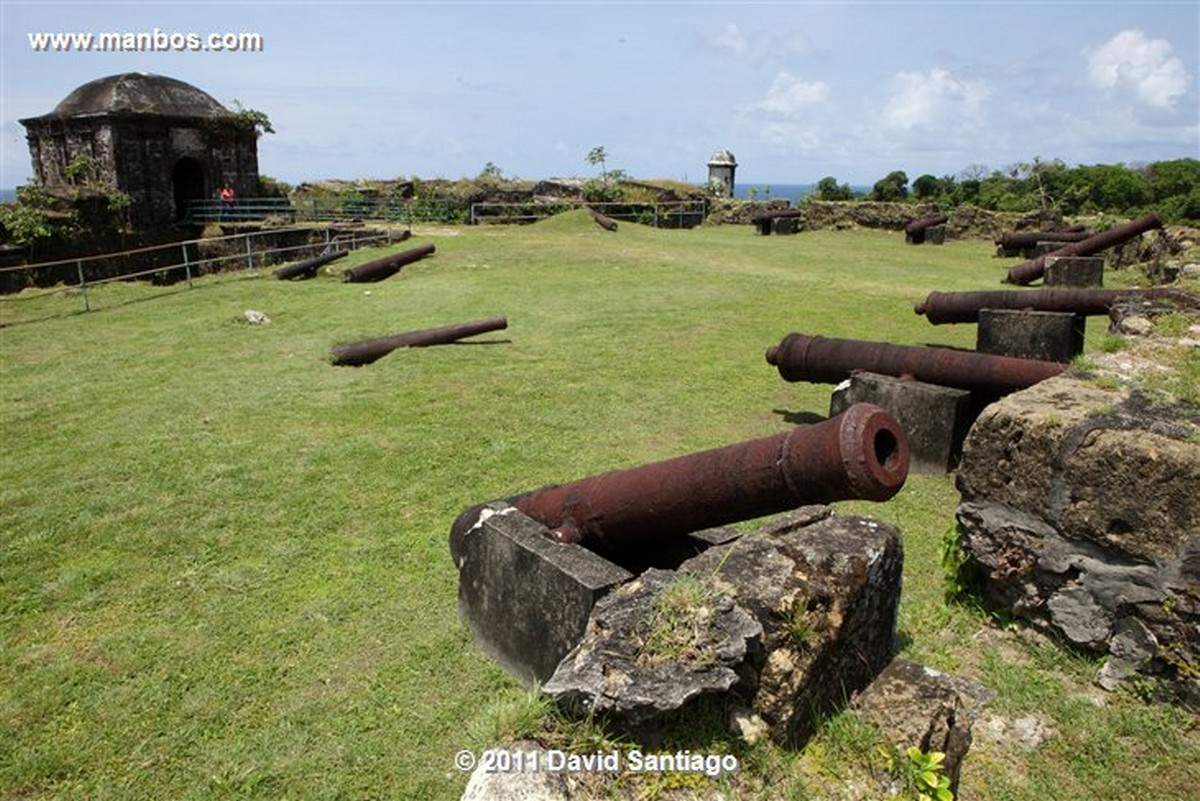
(904, 213, 948, 244)
(914, 287, 1182, 325)
(450, 402, 909, 560)
(765, 332, 1067, 396)
(1005, 213, 1163, 285)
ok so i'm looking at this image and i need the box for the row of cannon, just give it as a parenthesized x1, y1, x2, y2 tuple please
(270, 214, 1176, 562)
(457, 208, 1182, 557)
(491, 279, 1181, 558)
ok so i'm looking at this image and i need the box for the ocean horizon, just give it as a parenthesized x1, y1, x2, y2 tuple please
(734, 183, 813, 201)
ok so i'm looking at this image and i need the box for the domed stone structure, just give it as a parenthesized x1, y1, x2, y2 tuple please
(707, 148, 737, 198)
(20, 73, 260, 226)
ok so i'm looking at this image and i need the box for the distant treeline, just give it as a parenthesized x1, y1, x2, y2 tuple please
(811, 158, 1199, 223)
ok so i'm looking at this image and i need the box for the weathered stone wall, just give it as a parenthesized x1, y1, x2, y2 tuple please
(954, 374, 1200, 703)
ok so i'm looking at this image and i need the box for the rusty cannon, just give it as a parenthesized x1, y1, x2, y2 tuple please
(914, 287, 1181, 325)
(904, 213, 948, 244)
(765, 332, 1067, 395)
(273, 249, 347, 280)
(340, 243, 436, 284)
(330, 316, 508, 366)
(1005, 213, 1163, 285)
(994, 229, 1093, 253)
(449, 403, 909, 558)
(586, 206, 619, 231)
(751, 209, 804, 235)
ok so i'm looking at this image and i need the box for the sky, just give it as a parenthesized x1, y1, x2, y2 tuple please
(2, 1, 1197, 190)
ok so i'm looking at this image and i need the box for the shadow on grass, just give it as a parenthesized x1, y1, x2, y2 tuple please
(772, 408, 827, 425)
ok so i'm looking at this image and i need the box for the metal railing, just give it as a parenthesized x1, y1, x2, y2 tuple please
(0, 225, 404, 326)
(186, 196, 465, 224)
(186, 197, 710, 228)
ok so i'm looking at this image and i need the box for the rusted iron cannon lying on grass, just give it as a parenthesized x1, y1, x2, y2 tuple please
(340, 243, 436, 284)
(904, 213, 948, 244)
(765, 332, 1067, 395)
(587, 206, 618, 231)
(914, 287, 1181, 325)
(1005, 213, 1163, 285)
(330, 316, 507, 366)
(450, 403, 909, 558)
(273, 249, 347, 280)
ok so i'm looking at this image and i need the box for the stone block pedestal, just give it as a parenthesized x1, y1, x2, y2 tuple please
(1044, 255, 1104, 287)
(830, 371, 972, 473)
(976, 309, 1083, 362)
(452, 503, 633, 684)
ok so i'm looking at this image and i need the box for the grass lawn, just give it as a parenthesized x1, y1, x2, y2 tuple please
(2, 213, 1196, 799)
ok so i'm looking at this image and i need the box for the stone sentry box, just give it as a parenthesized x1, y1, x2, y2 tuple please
(20, 72, 260, 226)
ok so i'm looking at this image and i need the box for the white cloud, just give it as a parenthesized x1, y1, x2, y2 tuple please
(711, 22, 748, 57)
(882, 68, 989, 131)
(705, 23, 815, 63)
(755, 71, 830, 117)
(1087, 29, 1190, 109)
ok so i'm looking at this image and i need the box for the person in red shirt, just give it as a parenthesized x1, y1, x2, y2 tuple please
(219, 185, 235, 219)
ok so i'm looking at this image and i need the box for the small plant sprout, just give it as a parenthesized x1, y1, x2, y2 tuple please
(786, 596, 816, 646)
(883, 745, 955, 801)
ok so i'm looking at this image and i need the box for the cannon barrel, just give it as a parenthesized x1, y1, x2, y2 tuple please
(904, 213, 948, 236)
(330, 316, 507, 366)
(586, 206, 619, 231)
(765, 332, 1067, 395)
(994, 230, 1092, 250)
(914, 287, 1179, 325)
(750, 209, 805, 224)
(273, 249, 347, 280)
(1005, 213, 1163, 285)
(449, 403, 908, 557)
(341, 243, 436, 284)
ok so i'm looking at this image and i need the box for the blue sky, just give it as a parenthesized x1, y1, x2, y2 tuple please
(2, 1, 1197, 189)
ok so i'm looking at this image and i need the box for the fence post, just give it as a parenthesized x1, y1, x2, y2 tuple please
(182, 242, 193, 287)
(245, 234, 254, 272)
(76, 260, 90, 311)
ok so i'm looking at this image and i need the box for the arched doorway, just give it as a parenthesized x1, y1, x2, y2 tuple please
(172, 157, 206, 220)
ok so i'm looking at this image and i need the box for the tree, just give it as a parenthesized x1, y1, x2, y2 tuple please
(911, 174, 940, 200)
(478, 162, 504, 181)
(0, 183, 54, 257)
(586, 146, 608, 181)
(814, 176, 853, 201)
(870, 170, 909, 202)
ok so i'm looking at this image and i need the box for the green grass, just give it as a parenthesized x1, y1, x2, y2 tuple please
(2, 213, 1196, 799)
